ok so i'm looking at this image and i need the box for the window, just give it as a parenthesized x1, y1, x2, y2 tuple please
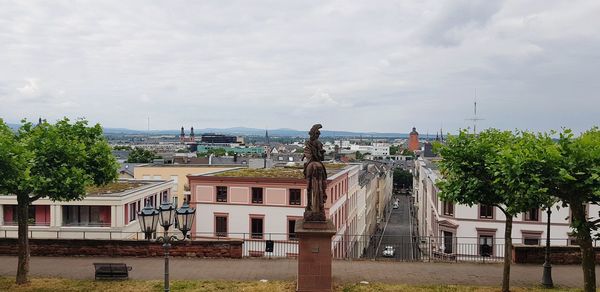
(442, 201, 454, 216)
(568, 233, 579, 246)
(443, 231, 453, 253)
(63, 206, 111, 227)
(524, 208, 540, 221)
(479, 235, 494, 256)
(216, 186, 228, 202)
(524, 237, 540, 245)
(288, 219, 297, 240)
(161, 191, 169, 204)
(252, 188, 264, 204)
(129, 202, 138, 222)
(289, 189, 301, 205)
(251, 217, 264, 239)
(215, 215, 228, 237)
(479, 204, 494, 219)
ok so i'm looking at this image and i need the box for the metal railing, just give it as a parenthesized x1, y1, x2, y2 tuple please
(0, 228, 592, 262)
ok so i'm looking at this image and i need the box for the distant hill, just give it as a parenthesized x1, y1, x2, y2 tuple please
(5, 122, 408, 138)
(104, 126, 408, 138)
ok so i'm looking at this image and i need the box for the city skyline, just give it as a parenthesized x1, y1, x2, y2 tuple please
(1, 1, 599, 133)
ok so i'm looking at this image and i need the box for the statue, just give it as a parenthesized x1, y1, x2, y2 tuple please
(303, 124, 328, 221)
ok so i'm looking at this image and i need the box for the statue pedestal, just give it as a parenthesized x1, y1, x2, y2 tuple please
(295, 219, 336, 292)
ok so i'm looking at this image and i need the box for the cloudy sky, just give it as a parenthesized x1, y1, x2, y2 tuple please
(1, 0, 599, 134)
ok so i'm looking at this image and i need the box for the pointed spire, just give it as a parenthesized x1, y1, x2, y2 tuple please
(265, 129, 270, 146)
(190, 126, 195, 137)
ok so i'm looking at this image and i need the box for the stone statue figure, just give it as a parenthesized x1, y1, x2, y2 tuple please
(303, 124, 328, 222)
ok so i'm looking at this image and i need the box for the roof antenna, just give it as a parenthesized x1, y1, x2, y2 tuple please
(465, 88, 484, 134)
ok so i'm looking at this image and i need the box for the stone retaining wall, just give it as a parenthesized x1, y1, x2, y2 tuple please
(513, 244, 600, 264)
(0, 238, 243, 258)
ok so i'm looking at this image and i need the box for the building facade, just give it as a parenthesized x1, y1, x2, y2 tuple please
(133, 164, 235, 206)
(0, 180, 174, 240)
(187, 163, 389, 258)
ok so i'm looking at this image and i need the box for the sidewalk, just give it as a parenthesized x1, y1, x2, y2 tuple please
(0, 256, 596, 288)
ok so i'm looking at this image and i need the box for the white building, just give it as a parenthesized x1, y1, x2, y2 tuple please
(188, 162, 392, 259)
(0, 179, 174, 240)
(413, 157, 593, 258)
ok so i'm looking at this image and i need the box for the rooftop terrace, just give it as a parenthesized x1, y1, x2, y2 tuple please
(86, 181, 147, 195)
(212, 163, 348, 179)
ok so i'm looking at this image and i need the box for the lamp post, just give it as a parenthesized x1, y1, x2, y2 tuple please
(138, 199, 196, 292)
(541, 207, 554, 288)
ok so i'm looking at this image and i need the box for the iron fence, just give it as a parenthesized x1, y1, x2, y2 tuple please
(0, 228, 593, 262)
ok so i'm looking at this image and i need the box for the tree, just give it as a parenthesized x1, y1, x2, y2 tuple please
(393, 168, 412, 189)
(355, 151, 364, 160)
(437, 129, 551, 292)
(401, 149, 413, 156)
(0, 118, 118, 284)
(553, 128, 600, 292)
(389, 145, 400, 155)
(126, 147, 156, 163)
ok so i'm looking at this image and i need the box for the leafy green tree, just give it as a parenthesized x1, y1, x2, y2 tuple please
(206, 148, 227, 157)
(554, 128, 600, 292)
(393, 168, 412, 189)
(355, 151, 364, 160)
(126, 147, 156, 163)
(438, 129, 553, 292)
(389, 145, 400, 155)
(401, 148, 413, 156)
(0, 118, 118, 284)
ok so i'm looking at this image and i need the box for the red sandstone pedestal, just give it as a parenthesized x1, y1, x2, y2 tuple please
(295, 219, 336, 292)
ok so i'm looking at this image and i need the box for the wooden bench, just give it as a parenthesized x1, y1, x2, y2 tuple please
(93, 263, 132, 280)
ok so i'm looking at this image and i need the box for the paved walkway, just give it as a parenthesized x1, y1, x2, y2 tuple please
(0, 256, 598, 288)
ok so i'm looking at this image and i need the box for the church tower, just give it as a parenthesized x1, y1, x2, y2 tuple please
(408, 127, 420, 151)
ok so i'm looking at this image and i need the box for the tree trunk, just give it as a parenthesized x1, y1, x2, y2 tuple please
(16, 194, 30, 284)
(502, 214, 513, 292)
(572, 204, 596, 292)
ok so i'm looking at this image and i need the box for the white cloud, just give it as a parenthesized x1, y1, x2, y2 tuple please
(0, 0, 598, 133)
(16, 79, 40, 97)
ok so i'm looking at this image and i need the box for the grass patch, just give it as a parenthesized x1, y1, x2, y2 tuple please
(0, 278, 583, 292)
(86, 182, 145, 194)
(340, 283, 582, 292)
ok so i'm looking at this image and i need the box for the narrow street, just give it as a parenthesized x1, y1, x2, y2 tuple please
(375, 194, 415, 260)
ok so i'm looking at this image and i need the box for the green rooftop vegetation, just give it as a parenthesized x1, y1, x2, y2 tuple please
(86, 182, 146, 195)
(213, 163, 349, 179)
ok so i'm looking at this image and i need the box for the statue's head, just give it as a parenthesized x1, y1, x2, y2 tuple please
(309, 124, 322, 140)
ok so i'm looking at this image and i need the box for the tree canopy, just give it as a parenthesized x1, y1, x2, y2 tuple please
(437, 129, 558, 292)
(0, 118, 118, 284)
(554, 128, 600, 292)
(126, 147, 157, 163)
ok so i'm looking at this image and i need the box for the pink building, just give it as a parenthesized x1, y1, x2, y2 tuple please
(0, 179, 174, 240)
(188, 164, 361, 258)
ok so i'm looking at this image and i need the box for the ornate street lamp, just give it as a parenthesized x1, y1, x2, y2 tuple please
(176, 200, 196, 239)
(541, 206, 554, 288)
(138, 198, 196, 292)
(139, 203, 159, 239)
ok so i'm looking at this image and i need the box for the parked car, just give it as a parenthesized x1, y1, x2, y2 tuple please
(382, 246, 395, 257)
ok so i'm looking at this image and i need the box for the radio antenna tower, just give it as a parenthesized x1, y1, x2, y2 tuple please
(465, 89, 484, 134)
